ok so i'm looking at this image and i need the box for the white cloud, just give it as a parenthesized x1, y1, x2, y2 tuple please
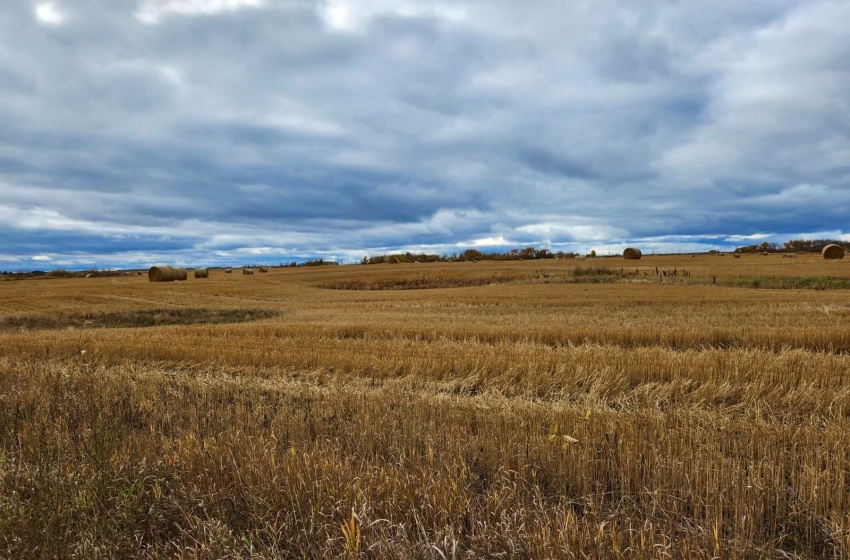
(516, 223, 630, 242)
(463, 236, 510, 247)
(34, 2, 65, 26)
(136, 0, 268, 24)
(31, 254, 52, 261)
(319, 0, 466, 31)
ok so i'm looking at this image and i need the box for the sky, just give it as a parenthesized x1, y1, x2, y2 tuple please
(1, 0, 849, 269)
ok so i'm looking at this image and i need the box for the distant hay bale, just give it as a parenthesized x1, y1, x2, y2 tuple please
(822, 244, 845, 259)
(194, 268, 209, 278)
(137, 271, 143, 275)
(85, 273, 94, 279)
(225, 268, 233, 273)
(733, 254, 741, 259)
(623, 247, 642, 260)
(148, 265, 188, 282)
(258, 267, 269, 273)
(242, 268, 255, 275)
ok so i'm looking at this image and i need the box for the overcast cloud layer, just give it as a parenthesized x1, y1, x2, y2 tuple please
(2, 0, 849, 268)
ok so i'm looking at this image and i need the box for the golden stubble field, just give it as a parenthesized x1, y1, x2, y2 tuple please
(1, 253, 849, 558)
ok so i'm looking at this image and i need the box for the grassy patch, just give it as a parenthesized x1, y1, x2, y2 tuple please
(721, 276, 850, 290)
(0, 308, 278, 332)
(571, 265, 619, 277)
(319, 267, 634, 290)
(318, 274, 524, 290)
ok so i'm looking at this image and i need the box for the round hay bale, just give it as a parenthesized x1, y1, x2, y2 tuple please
(733, 253, 741, 259)
(242, 268, 255, 275)
(194, 268, 209, 278)
(225, 268, 233, 274)
(822, 244, 845, 259)
(258, 266, 269, 273)
(149, 265, 188, 282)
(85, 273, 94, 278)
(149, 265, 175, 282)
(623, 247, 642, 260)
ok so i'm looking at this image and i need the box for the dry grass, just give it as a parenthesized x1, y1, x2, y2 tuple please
(1, 254, 850, 558)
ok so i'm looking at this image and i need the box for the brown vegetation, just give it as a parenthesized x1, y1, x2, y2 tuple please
(1, 255, 850, 558)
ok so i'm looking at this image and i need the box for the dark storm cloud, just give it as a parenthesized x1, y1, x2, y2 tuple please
(1, 0, 849, 269)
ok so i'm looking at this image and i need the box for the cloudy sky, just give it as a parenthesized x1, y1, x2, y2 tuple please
(1, 0, 849, 269)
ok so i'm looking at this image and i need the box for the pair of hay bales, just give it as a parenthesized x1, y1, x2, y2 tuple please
(623, 247, 642, 260)
(148, 265, 188, 282)
(822, 244, 845, 259)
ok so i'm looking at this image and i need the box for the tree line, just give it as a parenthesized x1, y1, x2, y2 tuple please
(734, 239, 850, 254)
(361, 247, 578, 264)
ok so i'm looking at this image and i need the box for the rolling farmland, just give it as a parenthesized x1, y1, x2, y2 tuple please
(1, 253, 849, 558)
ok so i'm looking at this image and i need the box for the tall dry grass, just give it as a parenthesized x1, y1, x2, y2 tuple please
(1, 255, 849, 558)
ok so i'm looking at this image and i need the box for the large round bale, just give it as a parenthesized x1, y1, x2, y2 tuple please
(242, 268, 255, 275)
(149, 265, 188, 282)
(225, 268, 233, 274)
(194, 268, 209, 278)
(258, 266, 269, 273)
(822, 244, 845, 259)
(623, 247, 642, 260)
(149, 265, 176, 282)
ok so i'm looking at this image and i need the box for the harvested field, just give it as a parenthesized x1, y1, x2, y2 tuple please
(1, 253, 849, 558)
